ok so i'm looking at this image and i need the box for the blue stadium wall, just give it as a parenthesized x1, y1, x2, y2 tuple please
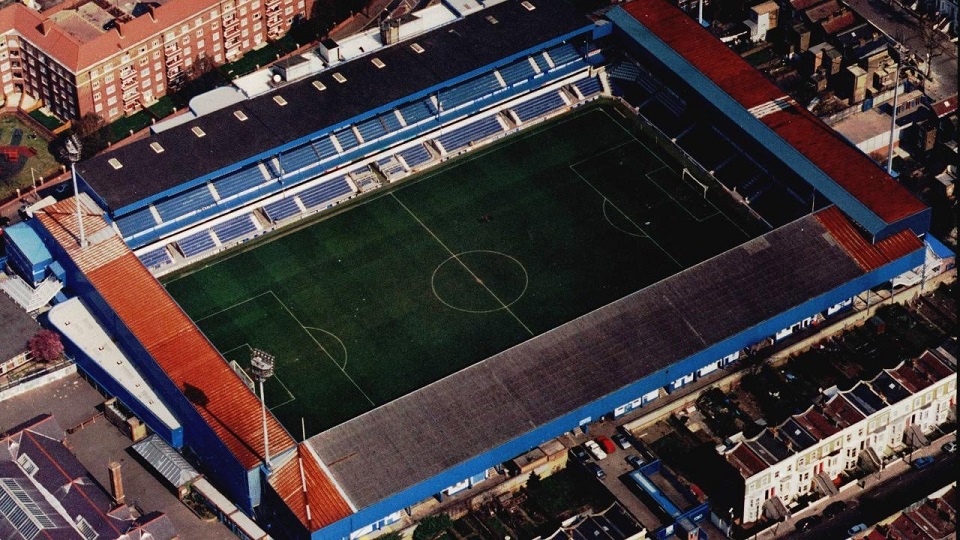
(90, 26, 596, 249)
(32, 226, 267, 515)
(308, 246, 924, 539)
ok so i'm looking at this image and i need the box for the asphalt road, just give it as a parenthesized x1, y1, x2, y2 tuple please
(776, 449, 956, 539)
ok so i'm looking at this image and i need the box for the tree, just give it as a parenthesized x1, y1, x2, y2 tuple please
(412, 514, 452, 540)
(29, 330, 64, 363)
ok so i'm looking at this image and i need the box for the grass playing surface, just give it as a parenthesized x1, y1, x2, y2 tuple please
(163, 102, 758, 436)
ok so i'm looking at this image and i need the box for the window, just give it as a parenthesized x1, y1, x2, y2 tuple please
(521, 0, 536, 10)
(410, 43, 424, 54)
(332, 72, 346, 83)
(234, 110, 248, 121)
(273, 95, 287, 106)
(486, 15, 498, 24)
(312, 80, 326, 91)
(92, 80, 100, 89)
(150, 142, 164, 153)
(371, 58, 385, 68)
(192, 126, 206, 137)
(16, 454, 38, 476)
(108, 158, 123, 169)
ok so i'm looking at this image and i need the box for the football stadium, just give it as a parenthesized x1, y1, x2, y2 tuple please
(2, 0, 942, 537)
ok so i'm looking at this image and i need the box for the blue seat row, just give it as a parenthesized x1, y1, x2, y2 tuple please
(212, 214, 258, 243)
(533, 53, 551, 72)
(380, 111, 403, 131)
(498, 58, 537, 86)
(155, 185, 217, 221)
(512, 92, 566, 122)
(312, 136, 337, 160)
(262, 197, 301, 222)
(298, 177, 353, 209)
(138, 247, 172, 269)
(546, 43, 579, 66)
(213, 166, 268, 199)
(609, 63, 641, 81)
(436, 116, 502, 153)
(574, 77, 603, 97)
(334, 128, 359, 151)
(279, 145, 320, 173)
(398, 100, 435, 125)
(398, 144, 432, 168)
(115, 208, 159, 237)
(356, 117, 388, 142)
(177, 230, 217, 258)
(439, 73, 503, 110)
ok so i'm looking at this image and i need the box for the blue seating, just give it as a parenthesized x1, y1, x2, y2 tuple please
(297, 177, 353, 209)
(376, 158, 404, 177)
(138, 248, 172, 269)
(334, 128, 359, 151)
(262, 198, 301, 222)
(533, 53, 551, 72)
(177, 230, 216, 258)
(115, 208, 159, 237)
(439, 73, 503, 110)
(380, 111, 403, 131)
(436, 116, 502, 153)
(512, 92, 566, 122)
(398, 145, 432, 168)
(312, 136, 337, 160)
(212, 214, 257, 243)
(356, 117, 388, 142)
(279, 145, 320, 173)
(574, 77, 602, 98)
(155, 185, 216, 221)
(546, 43, 579, 66)
(398, 100, 434, 125)
(609, 63, 640, 81)
(213, 166, 268, 199)
(498, 58, 536, 86)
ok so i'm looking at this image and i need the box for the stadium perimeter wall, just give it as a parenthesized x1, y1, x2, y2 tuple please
(32, 225, 270, 514)
(306, 247, 923, 540)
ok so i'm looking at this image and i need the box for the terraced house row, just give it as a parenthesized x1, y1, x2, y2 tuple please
(0, 0, 312, 121)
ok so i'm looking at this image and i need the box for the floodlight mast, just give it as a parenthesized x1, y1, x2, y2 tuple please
(64, 134, 85, 247)
(250, 348, 276, 471)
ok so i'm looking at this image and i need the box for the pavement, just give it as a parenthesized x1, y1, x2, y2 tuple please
(0, 372, 236, 540)
(754, 431, 957, 540)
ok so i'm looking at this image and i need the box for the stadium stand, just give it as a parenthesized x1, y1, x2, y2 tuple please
(211, 214, 258, 244)
(356, 117, 389, 142)
(334, 128, 360, 151)
(297, 177, 354, 209)
(262, 197, 302, 222)
(212, 166, 270, 199)
(436, 116, 503, 153)
(546, 43, 580, 66)
(498, 58, 538, 86)
(381, 111, 404, 132)
(279, 145, 321, 173)
(154, 185, 216, 221)
(177, 230, 217, 258)
(349, 166, 380, 192)
(534, 53, 551, 72)
(397, 144, 433, 169)
(138, 247, 172, 269)
(512, 92, 566, 122)
(311, 136, 338, 160)
(114, 208, 159, 237)
(376, 157, 406, 180)
(573, 77, 603, 98)
(398, 99, 436, 125)
(439, 73, 504, 109)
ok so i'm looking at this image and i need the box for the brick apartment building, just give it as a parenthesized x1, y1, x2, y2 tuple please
(0, 0, 315, 122)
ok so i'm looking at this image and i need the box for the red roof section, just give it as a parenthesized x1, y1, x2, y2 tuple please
(816, 207, 923, 271)
(820, 10, 858, 34)
(793, 405, 840, 439)
(271, 445, 354, 531)
(822, 393, 865, 427)
(35, 198, 351, 528)
(621, 0, 927, 225)
(726, 443, 768, 479)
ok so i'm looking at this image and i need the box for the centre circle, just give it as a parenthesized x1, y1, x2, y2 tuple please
(431, 251, 528, 314)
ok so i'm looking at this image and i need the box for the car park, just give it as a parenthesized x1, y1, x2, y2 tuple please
(847, 523, 867, 537)
(626, 454, 645, 469)
(586, 462, 605, 479)
(613, 433, 632, 449)
(942, 441, 956, 454)
(570, 445, 590, 463)
(911, 456, 935, 470)
(596, 436, 617, 454)
(823, 501, 847, 519)
(795, 515, 822, 531)
(584, 440, 607, 461)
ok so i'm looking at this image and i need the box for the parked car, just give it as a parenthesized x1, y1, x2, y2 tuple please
(942, 441, 957, 454)
(596, 436, 617, 454)
(911, 456, 935, 470)
(570, 445, 590, 463)
(586, 462, 605, 479)
(795, 515, 822, 531)
(823, 501, 847, 519)
(613, 433, 632, 449)
(626, 454, 645, 469)
(584, 440, 607, 461)
(847, 523, 867, 537)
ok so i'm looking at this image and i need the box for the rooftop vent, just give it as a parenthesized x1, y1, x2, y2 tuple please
(312, 80, 327, 91)
(521, 1, 536, 10)
(371, 57, 385, 68)
(234, 110, 248, 121)
(108, 158, 123, 169)
(273, 95, 288, 106)
(332, 72, 347, 83)
(191, 126, 206, 138)
(410, 43, 425, 54)
(150, 142, 164, 154)
(486, 15, 498, 24)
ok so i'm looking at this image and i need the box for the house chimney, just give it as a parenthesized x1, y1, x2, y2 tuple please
(108, 462, 125, 505)
(39, 19, 55, 36)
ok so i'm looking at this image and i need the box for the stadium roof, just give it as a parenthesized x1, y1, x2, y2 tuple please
(609, 0, 927, 239)
(77, 0, 591, 212)
(34, 198, 351, 528)
(308, 211, 920, 509)
(0, 291, 39, 363)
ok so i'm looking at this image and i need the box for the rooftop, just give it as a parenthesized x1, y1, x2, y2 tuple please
(0, 290, 40, 363)
(77, 0, 591, 212)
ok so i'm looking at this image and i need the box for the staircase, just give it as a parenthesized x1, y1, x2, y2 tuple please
(0, 274, 63, 312)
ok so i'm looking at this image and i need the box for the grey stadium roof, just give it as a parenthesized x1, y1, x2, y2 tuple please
(77, 0, 591, 211)
(309, 213, 869, 509)
(0, 292, 39, 363)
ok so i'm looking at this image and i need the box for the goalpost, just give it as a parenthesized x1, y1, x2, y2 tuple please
(231, 360, 256, 393)
(682, 167, 709, 198)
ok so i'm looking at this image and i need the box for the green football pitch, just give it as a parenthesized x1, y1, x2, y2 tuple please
(163, 102, 759, 436)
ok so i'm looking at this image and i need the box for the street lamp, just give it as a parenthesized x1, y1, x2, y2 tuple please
(250, 348, 276, 471)
(63, 134, 86, 247)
